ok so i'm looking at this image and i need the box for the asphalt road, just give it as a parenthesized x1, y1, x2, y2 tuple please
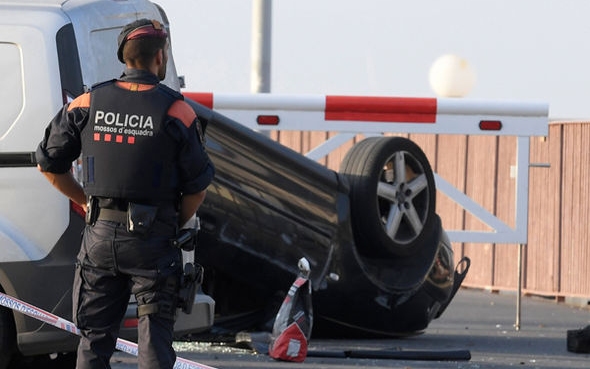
(111, 288, 590, 368)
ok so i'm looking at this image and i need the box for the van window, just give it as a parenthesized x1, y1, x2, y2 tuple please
(0, 43, 24, 140)
(57, 24, 84, 99)
(89, 28, 122, 84)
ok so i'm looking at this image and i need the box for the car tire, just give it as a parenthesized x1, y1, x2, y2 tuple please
(340, 136, 437, 257)
(0, 306, 16, 369)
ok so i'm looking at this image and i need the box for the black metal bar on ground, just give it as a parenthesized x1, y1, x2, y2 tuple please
(307, 349, 471, 361)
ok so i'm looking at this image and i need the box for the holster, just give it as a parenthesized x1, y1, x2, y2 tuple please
(178, 262, 204, 314)
(171, 218, 202, 313)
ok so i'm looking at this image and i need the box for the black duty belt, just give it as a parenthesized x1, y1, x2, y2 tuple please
(97, 208, 127, 224)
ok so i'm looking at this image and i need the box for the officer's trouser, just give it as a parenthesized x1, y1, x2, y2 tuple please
(73, 218, 182, 369)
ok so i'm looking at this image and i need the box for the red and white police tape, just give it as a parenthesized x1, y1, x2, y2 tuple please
(0, 291, 218, 369)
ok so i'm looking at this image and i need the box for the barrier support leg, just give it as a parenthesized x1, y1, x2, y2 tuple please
(515, 243, 525, 331)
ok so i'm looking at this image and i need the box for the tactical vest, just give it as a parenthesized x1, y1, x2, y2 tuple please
(81, 80, 183, 203)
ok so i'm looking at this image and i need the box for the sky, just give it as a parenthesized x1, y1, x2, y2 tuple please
(154, 0, 590, 120)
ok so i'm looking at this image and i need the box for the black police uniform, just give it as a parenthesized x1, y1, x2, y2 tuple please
(36, 68, 214, 369)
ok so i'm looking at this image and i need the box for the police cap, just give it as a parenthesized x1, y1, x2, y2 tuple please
(117, 18, 168, 63)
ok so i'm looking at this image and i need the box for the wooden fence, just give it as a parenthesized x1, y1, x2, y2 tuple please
(270, 121, 590, 301)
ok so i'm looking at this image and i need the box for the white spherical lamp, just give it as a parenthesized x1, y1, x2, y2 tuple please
(429, 54, 476, 97)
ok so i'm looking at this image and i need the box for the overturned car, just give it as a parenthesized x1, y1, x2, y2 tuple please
(184, 93, 470, 337)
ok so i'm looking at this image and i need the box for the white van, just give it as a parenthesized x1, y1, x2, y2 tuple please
(0, 0, 213, 367)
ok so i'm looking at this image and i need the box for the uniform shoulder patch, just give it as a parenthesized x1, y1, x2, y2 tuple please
(168, 100, 197, 128)
(67, 92, 91, 111)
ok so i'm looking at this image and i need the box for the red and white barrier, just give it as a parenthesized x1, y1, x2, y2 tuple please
(183, 92, 548, 137)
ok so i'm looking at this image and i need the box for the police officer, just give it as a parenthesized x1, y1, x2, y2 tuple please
(35, 18, 214, 369)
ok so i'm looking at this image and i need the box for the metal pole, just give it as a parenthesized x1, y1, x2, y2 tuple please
(514, 137, 531, 331)
(251, 0, 272, 93)
(515, 243, 524, 331)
